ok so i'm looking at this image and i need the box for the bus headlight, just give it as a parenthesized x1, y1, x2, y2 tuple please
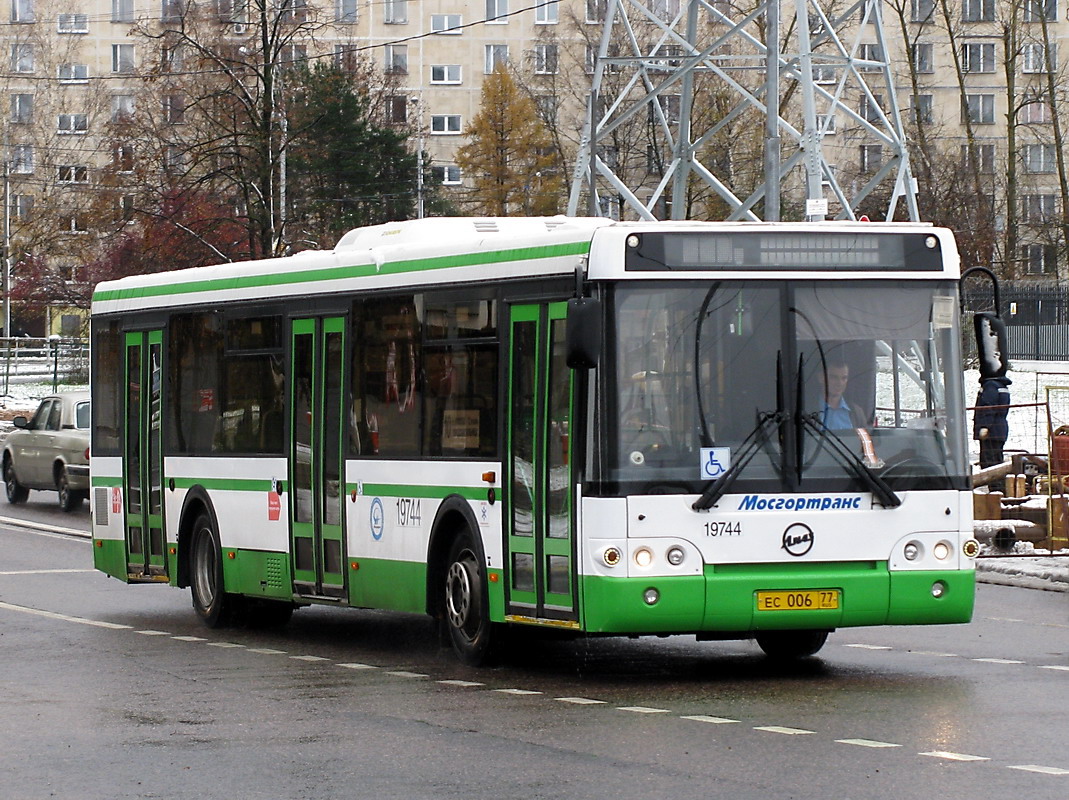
(963, 539, 980, 558)
(904, 541, 922, 561)
(634, 547, 654, 568)
(933, 541, 952, 561)
(666, 546, 685, 566)
(602, 547, 622, 567)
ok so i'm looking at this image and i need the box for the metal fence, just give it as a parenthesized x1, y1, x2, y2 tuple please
(0, 337, 89, 396)
(963, 284, 1069, 362)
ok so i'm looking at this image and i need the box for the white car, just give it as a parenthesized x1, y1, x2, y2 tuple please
(3, 391, 90, 511)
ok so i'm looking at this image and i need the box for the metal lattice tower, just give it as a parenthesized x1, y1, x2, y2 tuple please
(567, 0, 920, 222)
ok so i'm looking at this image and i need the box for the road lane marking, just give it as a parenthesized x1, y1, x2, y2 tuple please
(337, 663, 378, 670)
(0, 568, 95, 575)
(206, 642, 244, 649)
(843, 644, 892, 650)
(919, 751, 989, 762)
(1039, 665, 1069, 672)
(755, 726, 814, 735)
(493, 688, 542, 695)
(136, 630, 171, 636)
(173, 635, 207, 642)
(557, 697, 605, 705)
(837, 738, 902, 748)
(618, 706, 670, 714)
(247, 647, 285, 654)
(291, 655, 330, 662)
(385, 670, 428, 678)
(438, 680, 484, 687)
(681, 715, 739, 724)
(0, 515, 90, 538)
(908, 651, 958, 658)
(0, 600, 132, 629)
(972, 658, 1024, 664)
(1007, 765, 1069, 775)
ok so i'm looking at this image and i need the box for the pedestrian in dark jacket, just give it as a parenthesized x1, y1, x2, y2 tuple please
(974, 376, 1011, 470)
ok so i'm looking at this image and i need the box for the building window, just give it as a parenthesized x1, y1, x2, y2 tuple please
(114, 143, 135, 172)
(58, 165, 89, 184)
(1023, 42, 1056, 73)
(334, 44, 359, 72)
(121, 194, 135, 221)
(536, 0, 558, 22)
(859, 94, 884, 123)
(161, 0, 183, 21)
(113, 0, 133, 22)
(431, 13, 461, 32)
(431, 115, 462, 134)
(387, 95, 407, 124)
(964, 94, 995, 124)
(336, 0, 356, 22)
(10, 194, 33, 219)
(1020, 101, 1051, 124)
(385, 44, 407, 74)
(961, 143, 996, 173)
(383, 0, 406, 23)
(64, 216, 89, 235)
(913, 42, 934, 73)
(11, 44, 33, 73)
(486, 0, 507, 23)
(911, 0, 934, 21)
(534, 44, 558, 74)
(963, 0, 994, 21)
(911, 94, 933, 125)
(1021, 194, 1056, 222)
(58, 113, 89, 134)
(10, 93, 32, 124)
(962, 42, 995, 73)
(432, 165, 462, 185)
(11, 144, 33, 174)
(163, 94, 185, 123)
(58, 12, 88, 32)
(164, 146, 186, 172)
(535, 94, 558, 126)
(857, 43, 882, 72)
(485, 44, 508, 73)
(111, 94, 135, 122)
(112, 44, 134, 73)
(58, 63, 88, 83)
(1023, 143, 1055, 173)
(586, 0, 606, 23)
(278, 0, 307, 23)
(859, 144, 883, 172)
(11, 0, 33, 23)
(813, 65, 837, 84)
(431, 64, 462, 84)
(281, 44, 306, 66)
(1023, 0, 1056, 21)
(1023, 243, 1057, 274)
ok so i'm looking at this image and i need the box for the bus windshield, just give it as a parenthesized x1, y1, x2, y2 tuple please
(600, 280, 968, 495)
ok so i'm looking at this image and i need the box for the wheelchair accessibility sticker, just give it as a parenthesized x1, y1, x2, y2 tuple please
(700, 448, 731, 480)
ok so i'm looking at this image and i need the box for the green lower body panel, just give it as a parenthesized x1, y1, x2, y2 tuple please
(348, 557, 426, 614)
(221, 550, 292, 600)
(581, 562, 975, 635)
(93, 538, 129, 582)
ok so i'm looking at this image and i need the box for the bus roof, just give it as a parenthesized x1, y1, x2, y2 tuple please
(91, 217, 959, 316)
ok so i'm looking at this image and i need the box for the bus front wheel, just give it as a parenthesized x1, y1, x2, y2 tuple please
(190, 513, 234, 628)
(755, 630, 829, 660)
(443, 532, 494, 666)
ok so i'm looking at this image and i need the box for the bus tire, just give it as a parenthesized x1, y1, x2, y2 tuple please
(189, 512, 234, 628)
(755, 630, 829, 659)
(443, 531, 494, 666)
(4, 459, 28, 504)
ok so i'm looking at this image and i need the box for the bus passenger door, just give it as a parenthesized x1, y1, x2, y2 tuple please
(123, 330, 168, 581)
(505, 302, 577, 624)
(289, 317, 347, 599)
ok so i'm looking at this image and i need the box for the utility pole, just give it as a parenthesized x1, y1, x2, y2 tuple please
(3, 153, 10, 337)
(569, 0, 920, 222)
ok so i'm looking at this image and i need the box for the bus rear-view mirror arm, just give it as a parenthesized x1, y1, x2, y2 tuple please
(566, 297, 602, 369)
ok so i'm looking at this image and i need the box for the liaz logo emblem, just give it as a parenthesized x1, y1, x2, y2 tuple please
(782, 523, 814, 557)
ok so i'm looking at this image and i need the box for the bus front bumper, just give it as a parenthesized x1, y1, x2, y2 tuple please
(580, 562, 975, 635)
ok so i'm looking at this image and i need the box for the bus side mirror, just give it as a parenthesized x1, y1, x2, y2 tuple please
(566, 297, 602, 369)
(974, 312, 1009, 378)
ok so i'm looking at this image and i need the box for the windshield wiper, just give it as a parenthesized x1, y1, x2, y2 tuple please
(692, 411, 787, 511)
(796, 414, 902, 508)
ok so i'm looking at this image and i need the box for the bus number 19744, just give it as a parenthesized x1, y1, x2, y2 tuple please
(396, 498, 422, 527)
(705, 521, 742, 537)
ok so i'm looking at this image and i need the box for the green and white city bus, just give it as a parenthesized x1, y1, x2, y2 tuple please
(91, 217, 980, 664)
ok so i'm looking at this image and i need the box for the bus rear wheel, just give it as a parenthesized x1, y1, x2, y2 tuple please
(755, 630, 829, 660)
(443, 532, 494, 666)
(190, 513, 234, 628)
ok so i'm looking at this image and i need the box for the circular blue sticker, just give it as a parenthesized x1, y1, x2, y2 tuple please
(370, 497, 385, 541)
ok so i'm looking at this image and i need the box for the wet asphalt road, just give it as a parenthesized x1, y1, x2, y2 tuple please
(1, 492, 1067, 800)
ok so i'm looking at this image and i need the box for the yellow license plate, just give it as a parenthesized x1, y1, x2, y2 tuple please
(756, 589, 840, 612)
